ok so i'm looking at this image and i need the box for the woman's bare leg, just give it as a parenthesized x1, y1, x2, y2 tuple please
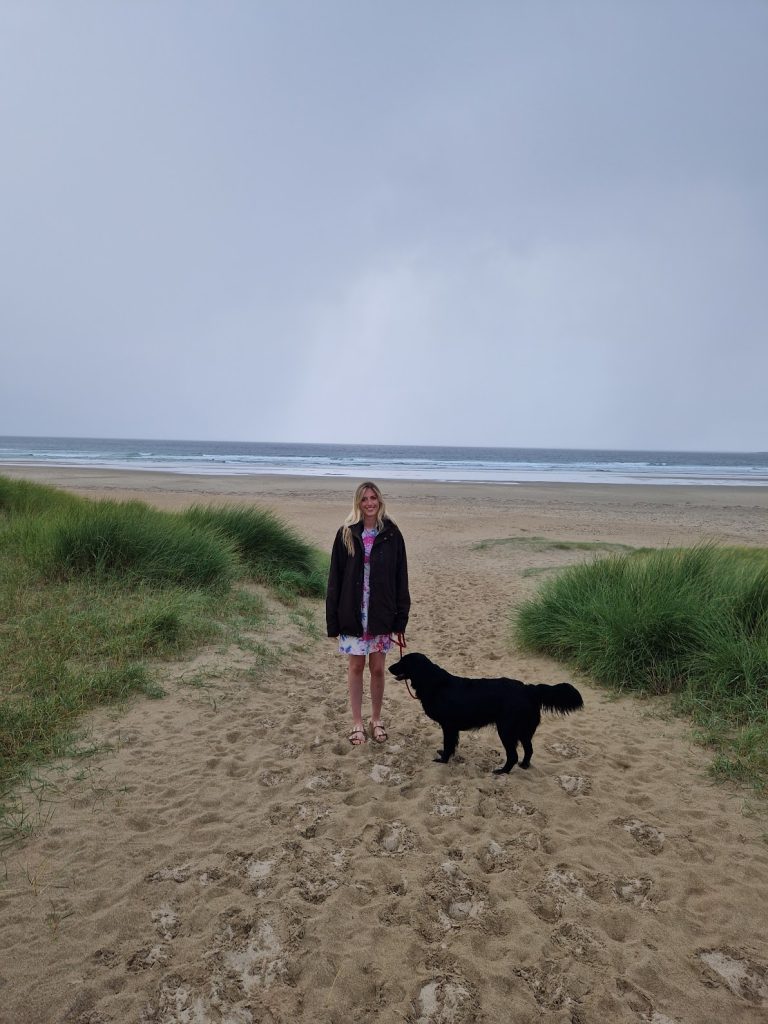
(347, 655, 366, 742)
(369, 651, 387, 737)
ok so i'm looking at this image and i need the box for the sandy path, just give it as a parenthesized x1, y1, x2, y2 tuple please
(1, 469, 767, 1023)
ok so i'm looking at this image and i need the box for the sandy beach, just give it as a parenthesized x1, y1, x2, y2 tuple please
(2, 466, 768, 1024)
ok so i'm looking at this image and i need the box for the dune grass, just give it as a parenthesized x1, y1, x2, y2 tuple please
(473, 535, 636, 554)
(29, 499, 241, 588)
(513, 544, 768, 791)
(0, 476, 81, 517)
(183, 503, 326, 597)
(0, 477, 327, 803)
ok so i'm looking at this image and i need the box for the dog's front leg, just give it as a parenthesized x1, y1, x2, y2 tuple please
(435, 726, 459, 764)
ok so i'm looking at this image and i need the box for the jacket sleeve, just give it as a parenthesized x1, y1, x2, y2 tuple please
(326, 529, 346, 637)
(393, 530, 411, 633)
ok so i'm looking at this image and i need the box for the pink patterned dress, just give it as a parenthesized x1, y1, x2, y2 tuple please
(338, 527, 393, 656)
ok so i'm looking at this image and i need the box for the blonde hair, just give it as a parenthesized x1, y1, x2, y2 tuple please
(341, 481, 388, 554)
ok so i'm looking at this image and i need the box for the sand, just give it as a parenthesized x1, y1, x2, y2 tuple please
(1, 466, 767, 1024)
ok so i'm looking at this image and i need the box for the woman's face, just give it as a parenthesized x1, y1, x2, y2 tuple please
(360, 487, 380, 520)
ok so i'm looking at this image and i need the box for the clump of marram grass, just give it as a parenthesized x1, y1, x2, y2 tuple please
(29, 499, 239, 588)
(472, 536, 636, 554)
(0, 475, 81, 518)
(513, 544, 768, 791)
(183, 503, 327, 596)
(0, 476, 325, 804)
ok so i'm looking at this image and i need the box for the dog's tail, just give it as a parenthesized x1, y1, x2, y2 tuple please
(533, 682, 584, 715)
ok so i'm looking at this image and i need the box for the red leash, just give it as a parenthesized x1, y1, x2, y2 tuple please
(391, 632, 417, 699)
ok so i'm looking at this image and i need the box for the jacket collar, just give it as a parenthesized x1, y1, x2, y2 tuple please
(349, 517, 392, 538)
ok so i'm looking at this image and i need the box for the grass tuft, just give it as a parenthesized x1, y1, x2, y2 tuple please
(183, 503, 327, 596)
(472, 536, 637, 553)
(0, 476, 81, 518)
(30, 500, 239, 588)
(514, 544, 768, 792)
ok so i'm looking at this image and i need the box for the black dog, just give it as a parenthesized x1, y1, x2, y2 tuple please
(388, 652, 583, 774)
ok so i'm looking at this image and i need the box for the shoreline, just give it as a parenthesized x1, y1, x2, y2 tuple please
(4, 461, 768, 496)
(2, 458, 766, 488)
(3, 462, 768, 561)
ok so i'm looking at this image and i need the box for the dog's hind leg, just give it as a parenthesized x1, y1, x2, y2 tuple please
(519, 733, 534, 769)
(494, 724, 520, 774)
(435, 726, 459, 764)
(518, 713, 539, 768)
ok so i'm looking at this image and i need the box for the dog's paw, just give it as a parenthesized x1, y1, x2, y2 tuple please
(434, 751, 449, 763)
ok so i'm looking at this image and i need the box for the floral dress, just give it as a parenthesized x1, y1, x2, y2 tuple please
(338, 527, 393, 656)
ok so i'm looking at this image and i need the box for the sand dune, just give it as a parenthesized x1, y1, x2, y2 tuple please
(1, 468, 767, 1024)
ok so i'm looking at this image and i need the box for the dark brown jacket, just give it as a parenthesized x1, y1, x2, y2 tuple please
(326, 518, 410, 637)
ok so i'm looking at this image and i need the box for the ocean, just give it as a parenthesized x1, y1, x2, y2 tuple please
(1, 436, 767, 486)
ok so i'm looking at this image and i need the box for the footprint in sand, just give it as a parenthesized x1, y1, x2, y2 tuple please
(92, 948, 118, 967)
(619, 818, 665, 854)
(618, 981, 682, 1023)
(420, 861, 487, 932)
(697, 947, 768, 1004)
(613, 876, 658, 911)
(288, 847, 342, 904)
(547, 741, 583, 758)
(370, 763, 404, 785)
(197, 866, 224, 885)
(258, 767, 289, 788)
(151, 903, 180, 940)
(476, 839, 514, 873)
(212, 909, 289, 993)
(486, 790, 543, 822)
(303, 769, 343, 791)
(549, 921, 607, 965)
(514, 960, 586, 1012)
(372, 820, 419, 856)
(413, 976, 477, 1024)
(543, 866, 588, 898)
(144, 911, 289, 1024)
(429, 785, 463, 817)
(227, 850, 276, 889)
(556, 774, 591, 796)
(290, 801, 330, 838)
(127, 944, 170, 971)
(529, 865, 601, 923)
(145, 863, 192, 884)
(510, 829, 542, 852)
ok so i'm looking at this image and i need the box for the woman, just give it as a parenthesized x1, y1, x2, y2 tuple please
(326, 481, 410, 745)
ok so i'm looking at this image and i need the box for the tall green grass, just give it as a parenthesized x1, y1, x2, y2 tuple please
(183, 503, 326, 596)
(0, 476, 80, 517)
(30, 499, 240, 587)
(0, 477, 326, 800)
(514, 545, 768, 790)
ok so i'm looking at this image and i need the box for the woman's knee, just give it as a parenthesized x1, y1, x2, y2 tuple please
(368, 653, 385, 680)
(348, 655, 365, 676)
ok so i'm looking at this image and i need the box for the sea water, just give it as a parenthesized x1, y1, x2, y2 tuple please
(1, 436, 766, 486)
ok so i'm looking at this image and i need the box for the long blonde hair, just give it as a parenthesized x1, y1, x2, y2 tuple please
(341, 481, 388, 554)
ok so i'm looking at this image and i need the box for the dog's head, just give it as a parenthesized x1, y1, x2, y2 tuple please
(388, 652, 436, 685)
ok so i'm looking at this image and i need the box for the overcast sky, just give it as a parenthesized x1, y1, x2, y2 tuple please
(1, 1, 766, 451)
